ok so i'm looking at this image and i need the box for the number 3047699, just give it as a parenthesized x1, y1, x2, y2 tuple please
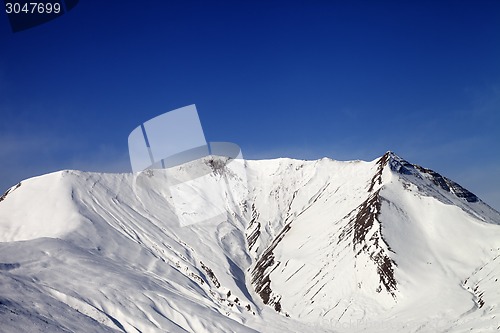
(5, 2, 61, 14)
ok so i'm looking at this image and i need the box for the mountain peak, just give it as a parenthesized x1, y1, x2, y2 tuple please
(369, 151, 481, 206)
(384, 152, 480, 204)
(379, 150, 405, 166)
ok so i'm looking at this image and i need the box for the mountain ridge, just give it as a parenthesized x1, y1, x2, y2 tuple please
(1, 152, 500, 332)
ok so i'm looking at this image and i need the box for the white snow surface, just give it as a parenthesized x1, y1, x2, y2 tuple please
(1, 152, 499, 332)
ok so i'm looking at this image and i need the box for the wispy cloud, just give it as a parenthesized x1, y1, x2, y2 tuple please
(0, 130, 130, 193)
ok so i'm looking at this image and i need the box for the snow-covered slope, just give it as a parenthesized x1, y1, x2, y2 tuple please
(1, 152, 499, 332)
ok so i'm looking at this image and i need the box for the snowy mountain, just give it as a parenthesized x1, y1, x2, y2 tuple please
(1, 152, 500, 333)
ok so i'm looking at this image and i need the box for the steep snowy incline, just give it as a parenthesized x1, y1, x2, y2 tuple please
(371, 153, 500, 332)
(0, 157, 333, 333)
(1, 152, 500, 332)
(245, 152, 500, 331)
(246, 156, 399, 319)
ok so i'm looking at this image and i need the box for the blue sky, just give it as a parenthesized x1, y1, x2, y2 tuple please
(0, 1, 499, 210)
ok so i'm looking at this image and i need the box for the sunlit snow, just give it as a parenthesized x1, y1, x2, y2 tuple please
(1, 153, 499, 332)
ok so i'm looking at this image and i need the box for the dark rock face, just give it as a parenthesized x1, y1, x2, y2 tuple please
(206, 157, 228, 176)
(387, 152, 478, 203)
(0, 183, 21, 204)
(246, 204, 261, 252)
(250, 221, 290, 312)
(368, 152, 391, 192)
(414, 166, 479, 203)
(388, 156, 415, 175)
(200, 261, 221, 288)
(338, 190, 397, 297)
(448, 181, 479, 203)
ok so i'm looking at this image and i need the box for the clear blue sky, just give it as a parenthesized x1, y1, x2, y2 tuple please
(1, 1, 499, 210)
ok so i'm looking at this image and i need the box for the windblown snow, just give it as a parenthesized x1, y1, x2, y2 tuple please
(1, 152, 499, 332)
